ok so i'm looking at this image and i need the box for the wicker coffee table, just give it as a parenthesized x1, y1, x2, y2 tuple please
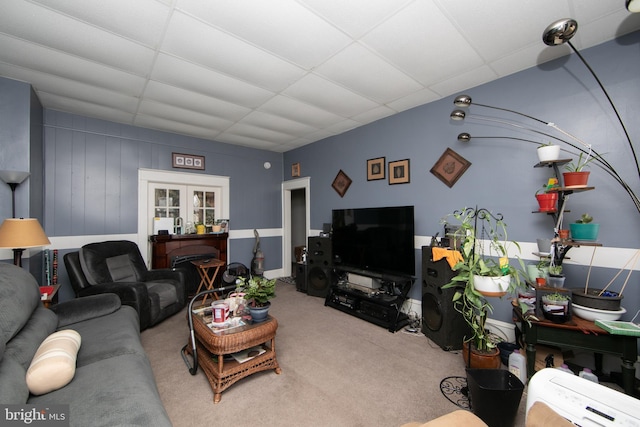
(189, 311, 281, 403)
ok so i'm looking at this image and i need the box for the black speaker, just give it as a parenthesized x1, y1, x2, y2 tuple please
(306, 237, 332, 297)
(295, 263, 307, 293)
(421, 246, 470, 351)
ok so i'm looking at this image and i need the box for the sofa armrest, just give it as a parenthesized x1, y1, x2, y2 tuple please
(51, 293, 121, 328)
(76, 281, 151, 329)
(142, 268, 184, 283)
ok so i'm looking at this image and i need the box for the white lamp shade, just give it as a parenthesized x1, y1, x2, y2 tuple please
(0, 218, 50, 249)
(0, 171, 30, 184)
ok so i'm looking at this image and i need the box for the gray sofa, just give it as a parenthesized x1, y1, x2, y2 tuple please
(0, 262, 172, 426)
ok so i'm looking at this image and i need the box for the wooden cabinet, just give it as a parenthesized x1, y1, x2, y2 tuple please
(149, 233, 228, 269)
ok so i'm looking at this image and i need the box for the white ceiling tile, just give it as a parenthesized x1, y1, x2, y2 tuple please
(0, 1, 637, 151)
(429, 66, 498, 99)
(240, 111, 319, 136)
(351, 105, 396, 124)
(144, 80, 251, 121)
(299, 0, 413, 38)
(137, 100, 235, 130)
(386, 88, 440, 112)
(283, 73, 379, 117)
(151, 54, 276, 108)
(222, 122, 297, 144)
(361, 1, 484, 85)
(0, 35, 146, 95)
(31, 0, 171, 48)
(36, 92, 136, 124)
(177, 0, 352, 69)
(258, 96, 345, 128)
(0, 63, 139, 112)
(437, 0, 573, 63)
(134, 115, 222, 140)
(314, 43, 424, 103)
(214, 133, 280, 150)
(0, 0, 156, 75)
(162, 11, 306, 91)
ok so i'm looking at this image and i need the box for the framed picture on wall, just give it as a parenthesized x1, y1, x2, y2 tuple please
(172, 153, 205, 170)
(332, 170, 352, 198)
(430, 148, 471, 188)
(292, 162, 301, 177)
(388, 159, 410, 185)
(367, 157, 385, 181)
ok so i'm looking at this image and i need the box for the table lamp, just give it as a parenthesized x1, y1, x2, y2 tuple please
(0, 218, 51, 267)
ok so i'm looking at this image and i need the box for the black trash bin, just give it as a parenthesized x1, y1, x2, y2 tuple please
(466, 368, 524, 427)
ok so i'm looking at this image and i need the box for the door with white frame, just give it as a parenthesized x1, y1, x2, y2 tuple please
(138, 169, 230, 266)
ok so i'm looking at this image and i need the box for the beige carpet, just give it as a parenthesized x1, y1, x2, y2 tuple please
(141, 280, 527, 427)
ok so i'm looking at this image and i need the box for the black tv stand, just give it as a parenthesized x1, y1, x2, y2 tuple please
(324, 269, 414, 332)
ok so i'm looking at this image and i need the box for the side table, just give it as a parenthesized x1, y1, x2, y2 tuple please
(40, 285, 60, 308)
(187, 311, 281, 403)
(514, 307, 638, 395)
(191, 258, 226, 304)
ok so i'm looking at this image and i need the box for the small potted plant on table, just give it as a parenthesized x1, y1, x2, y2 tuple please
(236, 276, 276, 323)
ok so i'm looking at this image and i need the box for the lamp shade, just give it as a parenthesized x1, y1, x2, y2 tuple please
(0, 218, 50, 249)
(0, 170, 30, 185)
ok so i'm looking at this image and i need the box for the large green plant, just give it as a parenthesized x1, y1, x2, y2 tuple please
(236, 276, 276, 307)
(442, 207, 528, 353)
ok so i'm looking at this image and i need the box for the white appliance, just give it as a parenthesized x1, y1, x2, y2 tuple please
(527, 368, 640, 426)
(152, 217, 175, 235)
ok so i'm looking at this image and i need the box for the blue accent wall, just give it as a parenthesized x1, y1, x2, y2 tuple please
(284, 31, 640, 322)
(1, 31, 638, 327)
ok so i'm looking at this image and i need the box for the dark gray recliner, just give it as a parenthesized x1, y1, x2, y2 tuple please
(64, 240, 186, 330)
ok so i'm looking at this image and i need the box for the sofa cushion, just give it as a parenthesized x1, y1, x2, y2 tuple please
(0, 263, 42, 347)
(79, 241, 147, 285)
(106, 254, 137, 282)
(26, 330, 81, 395)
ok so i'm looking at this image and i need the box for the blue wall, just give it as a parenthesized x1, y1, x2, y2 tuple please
(1, 31, 638, 326)
(284, 31, 640, 323)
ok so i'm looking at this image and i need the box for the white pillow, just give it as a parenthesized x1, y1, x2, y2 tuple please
(26, 330, 81, 395)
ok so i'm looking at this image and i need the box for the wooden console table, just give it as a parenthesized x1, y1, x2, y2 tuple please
(514, 308, 638, 395)
(149, 233, 228, 269)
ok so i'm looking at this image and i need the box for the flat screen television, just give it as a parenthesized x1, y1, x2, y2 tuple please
(331, 206, 415, 278)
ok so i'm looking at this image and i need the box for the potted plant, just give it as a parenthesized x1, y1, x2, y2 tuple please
(535, 185, 558, 212)
(547, 264, 565, 288)
(541, 292, 571, 323)
(442, 207, 528, 367)
(236, 276, 276, 322)
(537, 142, 561, 162)
(563, 152, 599, 187)
(569, 213, 599, 241)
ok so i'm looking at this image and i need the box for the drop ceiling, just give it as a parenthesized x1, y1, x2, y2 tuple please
(1, 1, 639, 153)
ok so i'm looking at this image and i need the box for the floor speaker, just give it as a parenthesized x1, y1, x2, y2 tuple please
(421, 246, 470, 351)
(295, 263, 307, 293)
(306, 237, 332, 297)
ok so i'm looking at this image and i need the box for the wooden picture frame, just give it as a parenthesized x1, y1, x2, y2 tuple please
(430, 148, 471, 188)
(291, 162, 301, 177)
(332, 170, 352, 198)
(172, 153, 205, 170)
(367, 157, 385, 181)
(388, 159, 410, 185)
